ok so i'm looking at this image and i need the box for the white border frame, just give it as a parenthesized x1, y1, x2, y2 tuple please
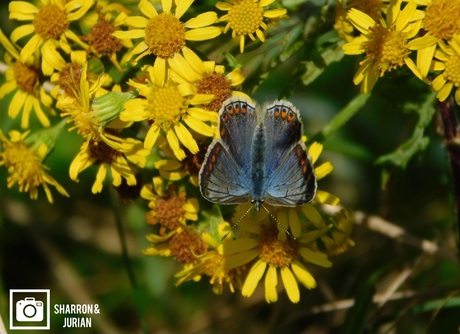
(9, 289, 50, 330)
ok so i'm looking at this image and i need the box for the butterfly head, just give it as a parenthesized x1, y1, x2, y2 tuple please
(251, 199, 264, 211)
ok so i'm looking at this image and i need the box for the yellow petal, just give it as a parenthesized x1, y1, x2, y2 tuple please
(168, 53, 201, 82)
(291, 261, 316, 289)
(92, 165, 107, 193)
(185, 27, 222, 41)
(9, 1, 38, 15)
(162, 0, 172, 14)
(166, 128, 186, 160)
(315, 190, 340, 206)
(124, 16, 149, 28)
(185, 11, 218, 28)
(242, 260, 266, 297)
(175, 0, 194, 19)
(437, 81, 453, 102)
(299, 248, 332, 267)
(19, 33, 42, 63)
(315, 161, 333, 179)
(265, 265, 278, 303)
(144, 125, 161, 150)
(263, 8, 286, 19)
(308, 142, 322, 164)
(153, 57, 167, 86)
(281, 267, 300, 303)
(182, 114, 215, 136)
(10, 24, 35, 43)
(415, 45, 436, 77)
(347, 8, 375, 35)
(226, 250, 259, 269)
(223, 238, 258, 255)
(173, 122, 199, 153)
(432, 74, 447, 92)
(139, 0, 158, 18)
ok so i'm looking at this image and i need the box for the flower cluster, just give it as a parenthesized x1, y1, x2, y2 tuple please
(339, 0, 460, 103)
(0, 0, 354, 303)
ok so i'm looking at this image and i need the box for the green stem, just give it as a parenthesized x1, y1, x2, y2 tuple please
(309, 93, 370, 143)
(109, 187, 148, 334)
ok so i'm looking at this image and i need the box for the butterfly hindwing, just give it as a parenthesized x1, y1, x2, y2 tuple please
(199, 141, 251, 204)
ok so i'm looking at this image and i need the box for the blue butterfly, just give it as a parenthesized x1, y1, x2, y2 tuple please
(199, 97, 317, 211)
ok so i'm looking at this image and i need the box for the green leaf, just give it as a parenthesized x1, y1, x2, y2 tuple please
(376, 92, 436, 169)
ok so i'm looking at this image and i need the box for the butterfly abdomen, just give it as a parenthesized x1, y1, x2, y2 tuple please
(250, 123, 267, 202)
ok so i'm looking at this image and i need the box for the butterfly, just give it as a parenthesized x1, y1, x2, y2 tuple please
(199, 97, 317, 211)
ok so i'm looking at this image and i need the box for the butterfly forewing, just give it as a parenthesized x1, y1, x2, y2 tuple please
(263, 101, 317, 206)
(199, 98, 257, 204)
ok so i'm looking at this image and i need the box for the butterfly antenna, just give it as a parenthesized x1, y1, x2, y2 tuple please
(221, 205, 253, 241)
(261, 204, 296, 240)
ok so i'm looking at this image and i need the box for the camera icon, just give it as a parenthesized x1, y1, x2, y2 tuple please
(16, 297, 44, 322)
(10, 289, 50, 330)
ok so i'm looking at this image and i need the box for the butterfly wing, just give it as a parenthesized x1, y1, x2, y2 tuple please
(263, 101, 317, 206)
(199, 97, 257, 204)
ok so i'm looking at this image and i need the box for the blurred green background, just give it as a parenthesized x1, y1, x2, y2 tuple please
(0, 0, 458, 333)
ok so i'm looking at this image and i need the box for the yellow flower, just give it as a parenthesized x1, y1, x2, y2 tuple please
(310, 208, 355, 257)
(224, 216, 332, 303)
(408, 0, 460, 78)
(342, 0, 424, 93)
(334, 0, 385, 42)
(421, 0, 460, 40)
(55, 62, 148, 193)
(112, 0, 222, 84)
(169, 48, 247, 111)
(175, 225, 247, 295)
(141, 176, 199, 233)
(49, 50, 88, 98)
(120, 63, 216, 160)
(0, 29, 54, 128)
(56, 62, 121, 146)
(48, 49, 112, 100)
(0, 128, 69, 203)
(431, 34, 460, 104)
(143, 226, 209, 265)
(69, 131, 149, 194)
(81, 7, 133, 72)
(153, 136, 207, 186)
(216, 0, 287, 53)
(8, 0, 92, 69)
(194, 140, 350, 303)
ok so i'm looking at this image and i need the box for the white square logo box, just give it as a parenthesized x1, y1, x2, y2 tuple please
(10, 289, 50, 330)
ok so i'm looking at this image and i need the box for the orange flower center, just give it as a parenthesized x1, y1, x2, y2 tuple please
(59, 63, 83, 96)
(14, 62, 37, 94)
(444, 53, 460, 87)
(148, 81, 188, 128)
(169, 230, 208, 264)
(424, 0, 460, 40)
(228, 0, 264, 35)
(145, 12, 185, 59)
(152, 191, 187, 230)
(258, 226, 298, 267)
(33, 3, 69, 40)
(196, 73, 232, 111)
(365, 24, 409, 76)
(86, 17, 122, 56)
(88, 138, 121, 164)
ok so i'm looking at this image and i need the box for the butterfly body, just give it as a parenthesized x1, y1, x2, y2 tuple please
(199, 97, 317, 210)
